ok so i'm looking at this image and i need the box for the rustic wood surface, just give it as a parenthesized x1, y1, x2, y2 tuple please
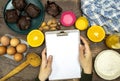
(0, 0, 120, 81)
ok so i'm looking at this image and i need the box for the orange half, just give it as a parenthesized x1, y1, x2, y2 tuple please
(87, 26, 105, 42)
(27, 30, 44, 47)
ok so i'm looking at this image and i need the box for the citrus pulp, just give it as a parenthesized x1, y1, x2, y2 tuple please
(27, 30, 44, 47)
(87, 26, 105, 42)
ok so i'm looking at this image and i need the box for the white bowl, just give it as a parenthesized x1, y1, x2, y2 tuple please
(94, 50, 120, 80)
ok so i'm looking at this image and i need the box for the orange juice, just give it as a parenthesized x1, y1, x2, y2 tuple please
(105, 34, 120, 49)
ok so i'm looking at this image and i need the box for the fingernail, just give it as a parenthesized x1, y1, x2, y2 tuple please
(50, 55, 53, 58)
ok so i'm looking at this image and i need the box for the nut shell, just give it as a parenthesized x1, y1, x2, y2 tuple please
(42, 26, 49, 30)
(47, 20, 53, 26)
(50, 24, 57, 27)
(41, 22, 47, 27)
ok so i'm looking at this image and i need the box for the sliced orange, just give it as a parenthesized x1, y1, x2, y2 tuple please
(87, 26, 105, 42)
(27, 30, 44, 47)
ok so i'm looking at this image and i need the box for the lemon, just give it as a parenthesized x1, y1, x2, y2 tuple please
(75, 16, 89, 30)
(27, 30, 44, 47)
(106, 34, 120, 49)
(87, 26, 105, 42)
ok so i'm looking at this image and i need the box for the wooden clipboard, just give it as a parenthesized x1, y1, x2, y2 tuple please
(45, 29, 81, 80)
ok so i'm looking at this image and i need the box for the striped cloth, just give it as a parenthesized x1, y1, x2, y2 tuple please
(81, 0, 120, 34)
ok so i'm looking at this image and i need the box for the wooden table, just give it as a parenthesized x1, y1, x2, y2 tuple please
(0, 0, 120, 81)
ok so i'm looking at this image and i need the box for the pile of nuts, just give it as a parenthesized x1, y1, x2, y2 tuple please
(39, 18, 61, 31)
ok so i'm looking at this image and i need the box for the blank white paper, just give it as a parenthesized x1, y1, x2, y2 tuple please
(45, 30, 81, 80)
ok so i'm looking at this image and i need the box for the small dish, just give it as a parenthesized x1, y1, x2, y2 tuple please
(60, 11, 76, 27)
(3, 0, 45, 34)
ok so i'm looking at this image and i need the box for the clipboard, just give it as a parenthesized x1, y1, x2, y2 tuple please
(45, 29, 81, 80)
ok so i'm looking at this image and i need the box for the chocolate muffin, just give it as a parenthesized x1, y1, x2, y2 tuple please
(12, 0, 27, 11)
(25, 3, 40, 18)
(17, 16, 31, 30)
(45, 1, 62, 17)
(5, 9, 19, 23)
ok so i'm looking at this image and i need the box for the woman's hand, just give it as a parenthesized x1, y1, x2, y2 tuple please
(38, 48, 53, 81)
(79, 36, 92, 74)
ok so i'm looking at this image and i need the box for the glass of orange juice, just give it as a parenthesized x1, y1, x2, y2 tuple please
(105, 33, 120, 49)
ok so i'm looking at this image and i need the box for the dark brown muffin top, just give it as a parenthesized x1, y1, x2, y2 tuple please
(12, 0, 27, 11)
(5, 9, 19, 23)
(17, 16, 31, 30)
(45, 1, 62, 17)
(25, 3, 40, 18)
